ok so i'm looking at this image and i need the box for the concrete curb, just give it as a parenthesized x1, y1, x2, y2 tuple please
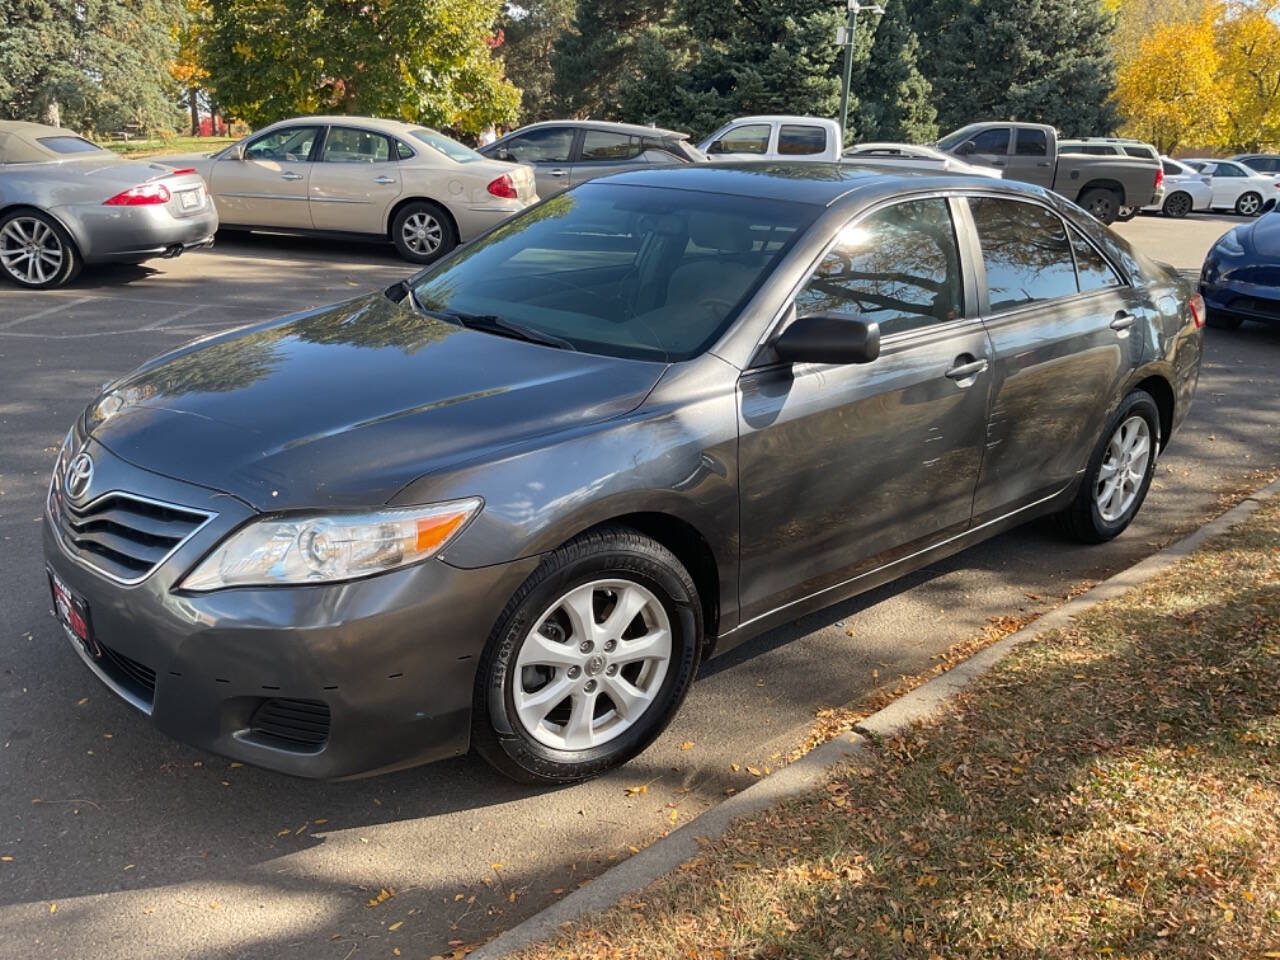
(472, 476, 1280, 959)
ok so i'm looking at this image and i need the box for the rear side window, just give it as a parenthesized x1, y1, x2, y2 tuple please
(795, 198, 963, 338)
(1161, 159, 1182, 176)
(969, 197, 1078, 311)
(36, 136, 104, 154)
(778, 125, 827, 156)
(712, 123, 770, 155)
(580, 130, 642, 162)
(1069, 226, 1122, 293)
(1123, 145, 1158, 160)
(1015, 129, 1048, 156)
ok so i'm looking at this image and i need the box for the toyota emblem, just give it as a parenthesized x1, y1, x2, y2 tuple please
(64, 452, 94, 502)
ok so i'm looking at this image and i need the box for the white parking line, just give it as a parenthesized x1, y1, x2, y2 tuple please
(0, 296, 98, 329)
(139, 305, 207, 330)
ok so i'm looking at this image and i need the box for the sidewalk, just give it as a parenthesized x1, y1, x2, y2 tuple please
(493, 493, 1280, 959)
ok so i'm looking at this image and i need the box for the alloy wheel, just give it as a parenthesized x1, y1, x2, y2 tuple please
(401, 212, 442, 256)
(0, 216, 65, 285)
(513, 579, 672, 751)
(1238, 192, 1262, 217)
(1095, 415, 1151, 523)
(1164, 193, 1192, 218)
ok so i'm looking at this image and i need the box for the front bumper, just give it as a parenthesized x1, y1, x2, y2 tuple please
(1200, 277, 1280, 326)
(42, 439, 539, 779)
(53, 201, 219, 264)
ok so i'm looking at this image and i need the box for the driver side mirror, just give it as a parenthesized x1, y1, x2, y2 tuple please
(229, 142, 246, 161)
(773, 313, 881, 366)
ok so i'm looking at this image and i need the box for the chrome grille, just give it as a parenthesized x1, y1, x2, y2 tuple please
(50, 489, 212, 584)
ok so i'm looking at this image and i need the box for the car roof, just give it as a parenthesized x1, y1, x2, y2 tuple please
(590, 162, 1048, 207)
(506, 120, 689, 140)
(257, 115, 437, 137)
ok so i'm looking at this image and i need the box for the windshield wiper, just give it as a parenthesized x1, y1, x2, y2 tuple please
(423, 308, 577, 352)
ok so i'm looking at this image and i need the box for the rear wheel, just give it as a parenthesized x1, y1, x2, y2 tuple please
(1236, 191, 1263, 217)
(391, 201, 456, 264)
(1162, 191, 1193, 218)
(472, 526, 701, 784)
(0, 210, 80, 289)
(1079, 188, 1120, 224)
(1057, 391, 1160, 543)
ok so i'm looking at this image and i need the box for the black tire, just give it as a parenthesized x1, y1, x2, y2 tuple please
(1162, 191, 1193, 218)
(1205, 309, 1245, 330)
(1079, 188, 1120, 224)
(1057, 390, 1161, 544)
(0, 208, 81, 289)
(1115, 204, 1137, 222)
(1236, 191, 1264, 217)
(390, 200, 457, 264)
(472, 525, 702, 784)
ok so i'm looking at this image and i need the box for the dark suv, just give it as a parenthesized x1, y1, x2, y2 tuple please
(44, 165, 1203, 783)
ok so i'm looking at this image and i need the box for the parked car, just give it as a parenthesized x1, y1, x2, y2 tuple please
(158, 116, 537, 263)
(935, 122, 1163, 224)
(1181, 158, 1280, 217)
(45, 164, 1202, 783)
(0, 121, 216, 289)
(1232, 153, 1280, 174)
(1200, 208, 1280, 329)
(478, 120, 704, 199)
(1142, 157, 1212, 219)
(699, 116, 843, 161)
(1059, 138, 1161, 220)
(842, 142, 1002, 178)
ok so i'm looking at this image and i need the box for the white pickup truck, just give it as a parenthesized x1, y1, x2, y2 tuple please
(698, 116, 843, 161)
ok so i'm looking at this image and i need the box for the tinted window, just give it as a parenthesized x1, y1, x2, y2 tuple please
(1069, 226, 1122, 293)
(1239, 156, 1276, 172)
(1214, 162, 1247, 177)
(713, 123, 770, 155)
(36, 135, 104, 154)
(245, 127, 320, 162)
(322, 127, 391, 163)
(967, 128, 1010, 155)
(1161, 159, 1182, 176)
(1015, 129, 1048, 156)
(795, 198, 963, 338)
(778, 125, 827, 156)
(409, 183, 816, 362)
(969, 197, 1078, 311)
(580, 130, 642, 162)
(498, 127, 573, 163)
(1123, 145, 1158, 160)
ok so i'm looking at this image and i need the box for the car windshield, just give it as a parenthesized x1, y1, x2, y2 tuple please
(409, 182, 818, 362)
(36, 135, 106, 155)
(410, 129, 481, 163)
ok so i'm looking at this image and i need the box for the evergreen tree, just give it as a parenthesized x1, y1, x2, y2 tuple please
(501, 0, 576, 123)
(551, 0, 672, 120)
(851, 0, 937, 143)
(906, 0, 1118, 137)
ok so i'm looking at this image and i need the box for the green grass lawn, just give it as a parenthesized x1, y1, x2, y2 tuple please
(101, 136, 235, 158)
(511, 494, 1280, 960)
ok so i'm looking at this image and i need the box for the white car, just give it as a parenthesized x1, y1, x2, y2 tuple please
(1182, 157, 1280, 217)
(1142, 157, 1212, 218)
(159, 116, 538, 263)
(842, 142, 1003, 179)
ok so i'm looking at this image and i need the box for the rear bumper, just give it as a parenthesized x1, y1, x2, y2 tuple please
(52, 201, 219, 264)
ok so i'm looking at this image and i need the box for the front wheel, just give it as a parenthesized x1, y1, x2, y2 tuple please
(1057, 391, 1161, 544)
(1079, 188, 1119, 225)
(1236, 191, 1263, 217)
(472, 526, 701, 784)
(0, 209, 81, 289)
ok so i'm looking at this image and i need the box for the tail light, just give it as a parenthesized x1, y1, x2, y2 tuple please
(169, 167, 197, 176)
(486, 174, 518, 199)
(1189, 292, 1205, 329)
(104, 182, 171, 206)
(1154, 167, 1164, 191)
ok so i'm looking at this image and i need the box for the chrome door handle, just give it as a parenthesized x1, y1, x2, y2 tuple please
(1110, 311, 1136, 332)
(548, 168, 568, 177)
(373, 175, 395, 184)
(280, 172, 304, 181)
(945, 358, 989, 382)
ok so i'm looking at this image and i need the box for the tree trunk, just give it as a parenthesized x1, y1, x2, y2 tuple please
(190, 88, 199, 136)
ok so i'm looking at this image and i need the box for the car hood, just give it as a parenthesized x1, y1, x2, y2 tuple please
(1243, 212, 1280, 257)
(89, 294, 666, 511)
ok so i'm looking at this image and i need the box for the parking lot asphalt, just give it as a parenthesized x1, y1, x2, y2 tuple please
(1, 214, 1278, 960)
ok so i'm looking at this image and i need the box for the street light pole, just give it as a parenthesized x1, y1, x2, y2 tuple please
(838, 1, 885, 146)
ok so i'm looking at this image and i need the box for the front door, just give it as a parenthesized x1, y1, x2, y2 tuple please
(1207, 161, 1248, 208)
(955, 126, 1012, 175)
(737, 197, 992, 625)
(704, 122, 773, 161)
(309, 126, 404, 233)
(963, 195, 1146, 522)
(490, 126, 577, 198)
(208, 125, 320, 228)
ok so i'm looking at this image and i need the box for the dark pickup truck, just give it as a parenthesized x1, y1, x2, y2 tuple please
(936, 122, 1163, 224)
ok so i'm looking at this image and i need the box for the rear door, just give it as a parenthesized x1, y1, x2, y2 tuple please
(963, 195, 1145, 522)
(568, 129, 647, 187)
(308, 126, 404, 233)
(207, 125, 320, 228)
(1004, 128, 1054, 188)
(737, 196, 992, 623)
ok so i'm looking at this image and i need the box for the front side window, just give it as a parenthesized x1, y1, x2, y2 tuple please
(498, 126, 574, 163)
(712, 123, 771, 155)
(36, 135, 105, 155)
(778, 125, 827, 156)
(580, 131, 642, 162)
(244, 127, 320, 162)
(410, 183, 817, 362)
(1015, 129, 1048, 157)
(795, 198, 964, 338)
(1214, 162, 1247, 177)
(1069, 226, 1122, 293)
(322, 128, 392, 163)
(969, 197, 1079, 311)
(967, 128, 1011, 155)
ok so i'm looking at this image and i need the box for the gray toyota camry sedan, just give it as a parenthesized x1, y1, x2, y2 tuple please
(43, 164, 1203, 783)
(0, 121, 217, 288)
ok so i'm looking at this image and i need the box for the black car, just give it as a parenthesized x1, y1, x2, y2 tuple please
(1201, 209, 1280, 329)
(44, 165, 1203, 783)
(1233, 153, 1280, 174)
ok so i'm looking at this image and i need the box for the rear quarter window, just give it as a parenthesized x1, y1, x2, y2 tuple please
(36, 136, 105, 155)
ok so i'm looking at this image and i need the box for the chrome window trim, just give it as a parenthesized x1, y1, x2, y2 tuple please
(48, 489, 216, 587)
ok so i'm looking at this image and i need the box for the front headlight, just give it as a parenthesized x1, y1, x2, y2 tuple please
(180, 498, 482, 591)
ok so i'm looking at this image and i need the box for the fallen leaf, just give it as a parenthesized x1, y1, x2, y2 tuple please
(366, 887, 395, 908)
(388, 921, 403, 932)
(678, 741, 694, 751)
(76, 698, 88, 706)
(314, 818, 328, 825)
(624, 785, 647, 797)
(49, 903, 56, 913)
